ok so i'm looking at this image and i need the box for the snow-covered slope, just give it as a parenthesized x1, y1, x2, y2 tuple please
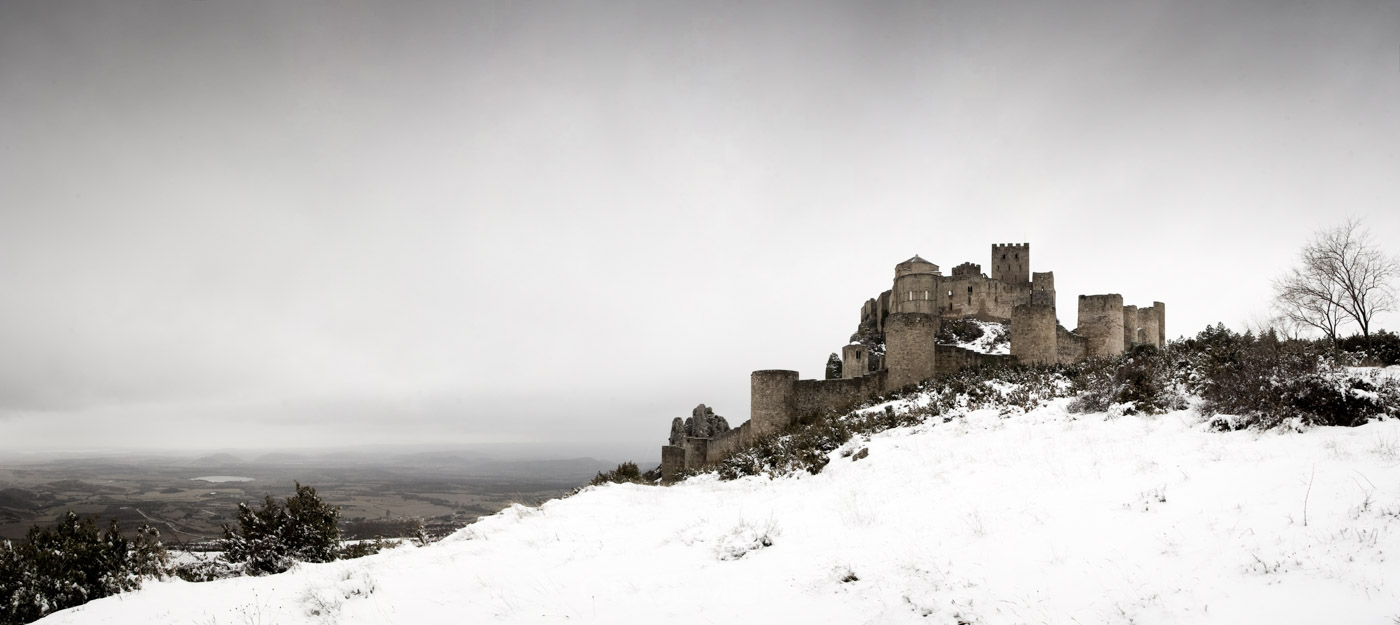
(39, 400, 1400, 624)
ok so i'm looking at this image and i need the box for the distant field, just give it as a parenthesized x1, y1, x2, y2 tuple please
(0, 453, 613, 541)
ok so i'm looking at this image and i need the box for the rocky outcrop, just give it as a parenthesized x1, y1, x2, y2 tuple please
(669, 404, 729, 443)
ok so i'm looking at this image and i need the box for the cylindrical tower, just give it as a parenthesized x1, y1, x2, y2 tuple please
(1011, 304, 1057, 365)
(1078, 294, 1125, 358)
(1139, 305, 1161, 348)
(1122, 305, 1139, 348)
(884, 312, 938, 390)
(750, 370, 798, 437)
(1154, 301, 1166, 346)
(841, 344, 867, 379)
(891, 255, 940, 314)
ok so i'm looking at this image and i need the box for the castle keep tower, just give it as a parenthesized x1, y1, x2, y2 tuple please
(1078, 294, 1125, 358)
(891, 255, 940, 315)
(991, 243, 1030, 285)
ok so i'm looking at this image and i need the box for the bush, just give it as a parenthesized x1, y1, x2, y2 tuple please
(0, 512, 168, 625)
(1338, 330, 1400, 366)
(937, 319, 985, 345)
(1068, 344, 1185, 416)
(222, 482, 341, 576)
(590, 462, 643, 486)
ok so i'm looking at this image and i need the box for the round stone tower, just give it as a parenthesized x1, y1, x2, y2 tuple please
(750, 370, 798, 437)
(1077, 294, 1125, 358)
(1011, 303, 1057, 365)
(892, 255, 940, 315)
(1122, 305, 1140, 347)
(884, 312, 938, 390)
(841, 343, 867, 379)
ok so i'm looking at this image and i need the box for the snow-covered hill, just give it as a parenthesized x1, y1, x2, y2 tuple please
(38, 388, 1400, 624)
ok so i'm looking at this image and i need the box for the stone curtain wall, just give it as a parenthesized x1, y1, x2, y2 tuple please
(1056, 324, 1087, 364)
(935, 345, 1015, 376)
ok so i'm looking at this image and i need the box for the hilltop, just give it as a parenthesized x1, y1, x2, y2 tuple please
(34, 365, 1400, 625)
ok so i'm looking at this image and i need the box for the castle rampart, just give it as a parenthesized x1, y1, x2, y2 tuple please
(1078, 294, 1125, 358)
(1056, 324, 1087, 364)
(935, 344, 1014, 375)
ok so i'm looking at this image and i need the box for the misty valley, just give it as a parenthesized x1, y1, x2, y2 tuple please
(0, 451, 616, 543)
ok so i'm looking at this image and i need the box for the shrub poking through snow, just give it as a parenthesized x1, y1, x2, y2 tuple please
(1178, 324, 1400, 428)
(0, 511, 168, 625)
(590, 461, 644, 486)
(222, 482, 342, 576)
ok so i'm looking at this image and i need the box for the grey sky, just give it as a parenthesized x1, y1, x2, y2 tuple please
(1, 0, 1397, 456)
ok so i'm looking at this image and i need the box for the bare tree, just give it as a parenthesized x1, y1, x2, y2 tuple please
(1273, 219, 1398, 342)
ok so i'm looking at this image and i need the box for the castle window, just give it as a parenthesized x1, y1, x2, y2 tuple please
(924, 290, 929, 300)
(908, 291, 913, 301)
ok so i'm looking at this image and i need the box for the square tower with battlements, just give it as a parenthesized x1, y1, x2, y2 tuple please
(991, 243, 1030, 285)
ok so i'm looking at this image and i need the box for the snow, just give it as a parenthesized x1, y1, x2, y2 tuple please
(952, 320, 1010, 355)
(38, 399, 1400, 624)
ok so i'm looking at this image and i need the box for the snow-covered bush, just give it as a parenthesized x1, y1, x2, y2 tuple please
(1068, 344, 1187, 416)
(222, 482, 342, 576)
(1180, 324, 1400, 429)
(589, 461, 644, 486)
(0, 512, 168, 625)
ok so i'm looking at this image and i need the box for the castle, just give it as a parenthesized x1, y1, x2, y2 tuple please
(660, 242, 1165, 482)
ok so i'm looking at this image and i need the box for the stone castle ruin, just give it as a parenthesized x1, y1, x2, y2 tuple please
(660, 243, 1165, 482)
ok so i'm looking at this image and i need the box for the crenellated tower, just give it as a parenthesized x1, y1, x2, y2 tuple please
(991, 243, 1030, 285)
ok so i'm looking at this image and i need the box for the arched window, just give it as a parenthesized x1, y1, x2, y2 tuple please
(908, 291, 913, 301)
(924, 290, 929, 300)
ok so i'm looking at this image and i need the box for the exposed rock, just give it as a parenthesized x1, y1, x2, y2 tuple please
(668, 417, 686, 447)
(671, 404, 731, 441)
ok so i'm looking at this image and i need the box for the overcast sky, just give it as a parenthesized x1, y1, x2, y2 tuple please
(1, 0, 1397, 458)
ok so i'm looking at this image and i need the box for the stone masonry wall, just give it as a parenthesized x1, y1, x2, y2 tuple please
(793, 371, 887, 421)
(1056, 324, 1087, 364)
(935, 344, 1015, 375)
